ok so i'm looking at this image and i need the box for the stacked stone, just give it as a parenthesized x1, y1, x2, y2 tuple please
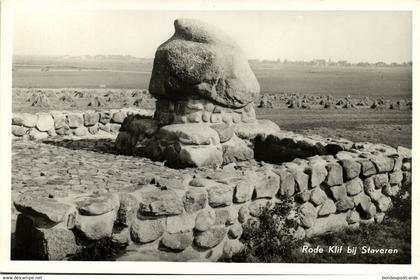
(119, 118, 280, 167)
(115, 18, 281, 167)
(154, 98, 256, 125)
(13, 145, 411, 261)
(11, 108, 154, 140)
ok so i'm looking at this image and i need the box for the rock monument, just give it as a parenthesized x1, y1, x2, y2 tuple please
(116, 18, 280, 167)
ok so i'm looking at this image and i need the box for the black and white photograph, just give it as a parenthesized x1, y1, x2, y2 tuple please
(0, 0, 418, 277)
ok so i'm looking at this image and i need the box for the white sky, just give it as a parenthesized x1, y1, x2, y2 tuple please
(13, 10, 412, 63)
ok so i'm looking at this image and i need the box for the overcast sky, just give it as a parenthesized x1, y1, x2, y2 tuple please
(13, 10, 412, 63)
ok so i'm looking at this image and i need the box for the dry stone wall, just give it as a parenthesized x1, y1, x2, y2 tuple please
(154, 98, 257, 126)
(13, 134, 412, 260)
(12, 108, 154, 140)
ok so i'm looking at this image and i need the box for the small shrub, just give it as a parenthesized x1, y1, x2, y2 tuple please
(68, 237, 127, 261)
(221, 197, 300, 263)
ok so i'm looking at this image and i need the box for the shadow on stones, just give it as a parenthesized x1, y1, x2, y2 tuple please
(42, 139, 119, 155)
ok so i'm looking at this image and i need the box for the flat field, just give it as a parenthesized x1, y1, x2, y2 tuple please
(12, 60, 412, 148)
(13, 64, 412, 98)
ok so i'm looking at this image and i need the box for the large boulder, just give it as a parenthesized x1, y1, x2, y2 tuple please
(149, 18, 260, 108)
(157, 123, 220, 145)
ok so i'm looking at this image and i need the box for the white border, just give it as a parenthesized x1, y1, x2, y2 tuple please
(0, 0, 419, 275)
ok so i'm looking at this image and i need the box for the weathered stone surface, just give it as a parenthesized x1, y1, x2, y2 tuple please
(130, 218, 164, 243)
(324, 163, 343, 186)
(228, 223, 243, 239)
(372, 173, 389, 189)
(183, 189, 207, 213)
(166, 214, 195, 233)
(363, 176, 376, 192)
(223, 239, 244, 258)
(383, 184, 401, 197)
(110, 123, 122, 133)
(345, 177, 363, 196)
(335, 151, 356, 161)
(233, 181, 253, 203)
(393, 156, 403, 171)
(12, 113, 37, 127)
(207, 184, 233, 207)
(307, 163, 328, 188)
(161, 232, 193, 251)
(397, 146, 411, 159)
(310, 187, 327, 206)
(376, 195, 392, 212)
(112, 111, 127, 124)
(50, 111, 66, 129)
(305, 213, 348, 238)
(295, 190, 311, 203)
(375, 212, 386, 224)
(330, 185, 347, 201)
(14, 197, 71, 225)
(194, 226, 227, 249)
(274, 168, 295, 197)
(249, 199, 271, 217)
(99, 111, 112, 124)
(158, 123, 220, 145)
(189, 177, 219, 188)
(353, 192, 375, 219)
(222, 136, 254, 163)
(299, 202, 317, 228)
(12, 125, 28, 136)
(111, 227, 131, 245)
(67, 113, 84, 128)
(232, 120, 280, 139)
(73, 126, 88, 137)
(211, 124, 234, 143)
(238, 206, 250, 223)
(335, 198, 355, 212)
(88, 124, 99, 134)
(288, 167, 309, 192)
(149, 18, 260, 108)
(75, 210, 116, 240)
(195, 209, 216, 231)
(389, 170, 403, 185)
(56, 126, 71, 136)
(371, 156, 395, 173)
(252, 170, 280, 199)
(179, 145, 223, 167)
(84, 111, 100, 126)
(357, 159, 377, 177)
(29, 128, 49, 140)
(32, 226, 79, 260)
(117, 193, 138, 226)
(340, 159, 361, 180)
(347, 210, 360, 224)
(75, 193, 120, 216)
(215, 207, 238, 225)
(139, 189, 184, 216)
(318, 199, 336, 216)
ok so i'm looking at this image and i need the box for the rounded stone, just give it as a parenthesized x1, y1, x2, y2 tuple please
(195, 209, 216, 231)
(149, 18, 260, 108)
(36, 113, 54, 132)
(194, 226, 227, 249)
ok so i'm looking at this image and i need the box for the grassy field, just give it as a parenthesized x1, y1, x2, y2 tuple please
(13, 63, 412, 99)
(259, 108, 412, 148)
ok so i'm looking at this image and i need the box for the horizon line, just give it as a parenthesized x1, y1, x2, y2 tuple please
(12, 54, 413, 64)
